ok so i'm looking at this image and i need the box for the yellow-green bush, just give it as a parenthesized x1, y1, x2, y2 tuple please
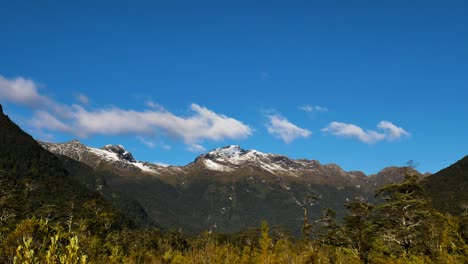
(2, 215, 467, 263)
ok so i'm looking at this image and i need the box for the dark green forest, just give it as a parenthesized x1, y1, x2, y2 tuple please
(1, 174, 467, 263)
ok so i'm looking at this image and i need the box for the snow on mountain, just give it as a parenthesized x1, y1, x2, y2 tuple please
(205, 145, 269, 164)
(41, 141, 384, 186)
(209, 145, 246, 158)
(101, 144, 136, 163)
(39, 140, 158, 175)
(133, 162, 159, 174)
(260, 162, 288, 174)
(200, 145, 304, 176)
(203, 159, 234, 172)
(38, 139, 89, 161)
(88, 147, 122, 163)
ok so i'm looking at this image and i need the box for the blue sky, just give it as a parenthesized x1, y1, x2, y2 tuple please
(1, 0, 467, 174)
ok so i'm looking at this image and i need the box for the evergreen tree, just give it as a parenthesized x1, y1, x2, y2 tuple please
(344, 200, 374, 261)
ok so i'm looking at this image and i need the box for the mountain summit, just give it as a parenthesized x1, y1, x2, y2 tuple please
(102, 144, 136, 163)
(197, 145, 293, 173)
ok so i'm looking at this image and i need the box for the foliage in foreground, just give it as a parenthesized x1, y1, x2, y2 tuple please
(1, 174, 467, 263)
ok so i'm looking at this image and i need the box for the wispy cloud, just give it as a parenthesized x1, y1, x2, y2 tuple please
(188, 143, 206, 152)
(30, 111, 74, 133)
(144, 100, 164, 110)
(322, 121, 410, 143)
(266, 115, 311, 143)
(299, 105, 328, 113)
(137, 136, 156, 148)
(162, 144, 172, 150)
(76, 93, 89, 105)
(1, 75, 253, 150)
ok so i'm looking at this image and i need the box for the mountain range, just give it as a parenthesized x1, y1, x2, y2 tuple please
(0, 104, 466, 236)
(39, 139, 427, 235)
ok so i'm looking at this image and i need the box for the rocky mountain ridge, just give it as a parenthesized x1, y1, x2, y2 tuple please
(39, 140, 422, 190)
(37, 139, 428, 234)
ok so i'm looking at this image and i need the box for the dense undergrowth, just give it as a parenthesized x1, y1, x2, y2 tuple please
(2, 174, 467, 264)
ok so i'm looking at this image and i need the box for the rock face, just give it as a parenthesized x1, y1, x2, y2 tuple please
(39, 141, 424, 235)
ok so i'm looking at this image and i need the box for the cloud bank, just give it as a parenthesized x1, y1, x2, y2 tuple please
(62, 104, 252, 141)
(0, 75, 253, 150)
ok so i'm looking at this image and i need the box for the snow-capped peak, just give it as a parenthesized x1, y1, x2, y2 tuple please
(200, 145, 295, 174)
(202, 145, 270, 164)
(207, 145, 247, 158)
(198, 145, 325, 177)
(69, 139, 82, 145)
(103, 144, 126, 152)
(101, 144, 136, 163)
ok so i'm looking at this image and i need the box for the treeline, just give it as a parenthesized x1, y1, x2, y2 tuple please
(1, 174, 467, 263)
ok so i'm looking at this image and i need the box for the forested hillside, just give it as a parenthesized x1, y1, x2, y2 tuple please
(423, 156, 468, 215)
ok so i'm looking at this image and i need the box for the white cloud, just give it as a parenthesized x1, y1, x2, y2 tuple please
(66, 104, 253, 143)
(314, 106, 328, 112)
(299, 105, 328, 113)
(30, 111, 73, 133)
(377, 121, 410, 140)
(188, 143, 206, 152)
(322, 121, 410, 143)
(299, 105, 314, 112)
(0, 75, 76, 120)
(266, 115, 311, 143)
(0, 75, 50, 107)
(33, 130, 56, 142)
(321, 122, 384, 143)
(1, 74, 253, 150)
(76, 94, 89, 105)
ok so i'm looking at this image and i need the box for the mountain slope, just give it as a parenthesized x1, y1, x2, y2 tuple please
(422, 156, 468, 215)
(366, 166, 426, 191)
(55, 153, 153, 227)
(0, 104, 119, 227)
